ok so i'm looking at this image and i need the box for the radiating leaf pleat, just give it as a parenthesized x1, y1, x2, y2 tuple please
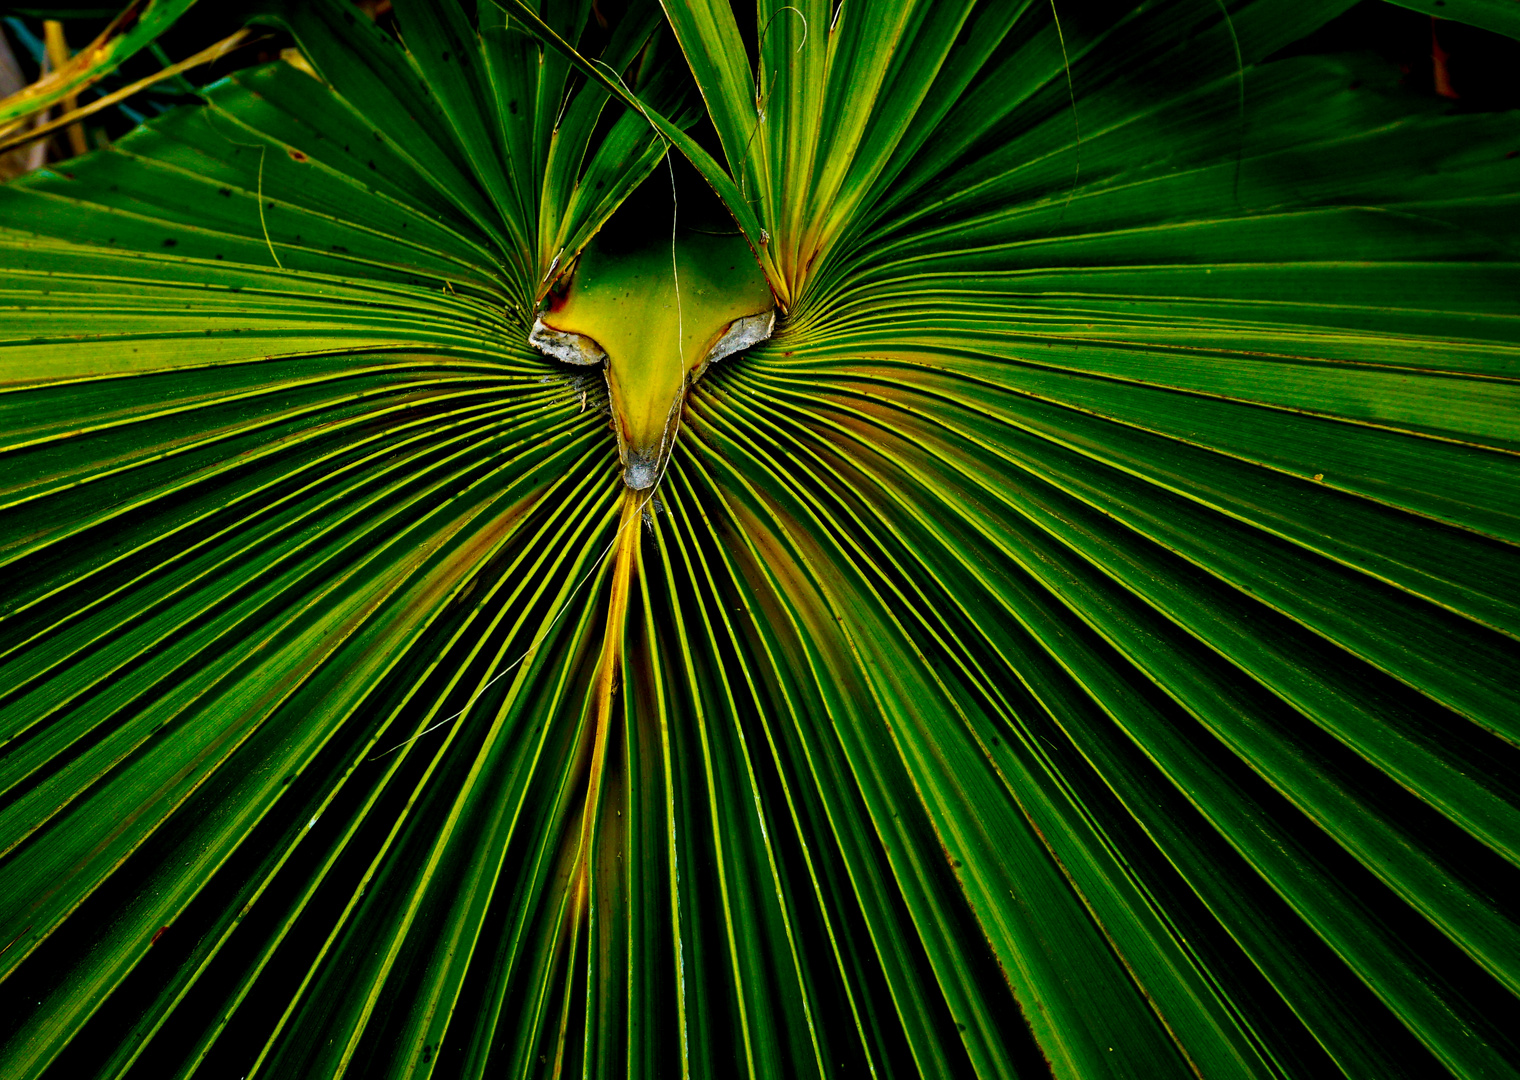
(3, 0, 1519, 1076)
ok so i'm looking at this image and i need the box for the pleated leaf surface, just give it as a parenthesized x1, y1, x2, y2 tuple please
(0, 1, 1517, 1079)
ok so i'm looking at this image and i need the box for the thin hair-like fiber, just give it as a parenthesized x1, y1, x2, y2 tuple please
(367, 491, 640, 761)
(253, 145, 282, 270)
(1048, 0, 1080, 218)
(204, 106, 283, 269)
(739, 6, 809, 200)
(1214, 0, 1247, 204)
(373, 63, 687, 761)
(755, 5, 810, 107)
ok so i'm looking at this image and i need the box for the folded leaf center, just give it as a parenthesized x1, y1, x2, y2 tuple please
(530, 227, 774, 489)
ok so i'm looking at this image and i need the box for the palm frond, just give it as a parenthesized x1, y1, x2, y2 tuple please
(1, 1, 1517, 1077)
(1383, 0, 1520, 40)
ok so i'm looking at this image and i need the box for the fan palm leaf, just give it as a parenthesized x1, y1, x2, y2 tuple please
(0, 1, 1517, 1077)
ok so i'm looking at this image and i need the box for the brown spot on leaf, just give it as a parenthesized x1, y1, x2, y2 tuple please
(108, 1, 146, 40)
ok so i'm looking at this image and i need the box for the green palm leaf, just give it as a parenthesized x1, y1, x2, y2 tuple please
(1384, 0, 1520, 40)
(1, 1, 1517, 1077)
(0, 0, 205, 129)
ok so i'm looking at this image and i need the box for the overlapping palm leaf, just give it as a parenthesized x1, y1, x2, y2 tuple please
(1, 0, 1517, 1077)
(0, 0, 206, 131)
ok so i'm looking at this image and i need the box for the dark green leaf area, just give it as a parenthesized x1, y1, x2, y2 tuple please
(672, 435, 1203, 1077)
(1384, 0, 1520, 41)
(0, 401, 617, 1072)
(256, 0, 689, 300)
(690, 348, 1520, 1077)
(0, 114, 502, 292)
(210, 64, 483, 231)
(822, 52, 1520, 311)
